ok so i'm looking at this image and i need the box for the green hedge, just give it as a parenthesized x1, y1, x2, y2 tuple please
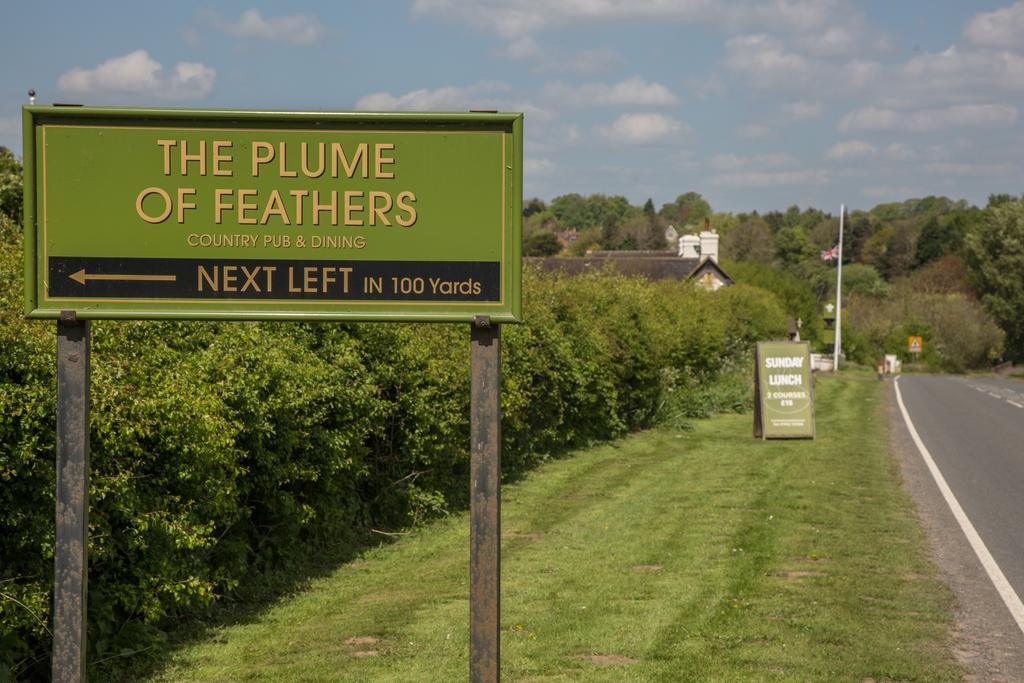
(0, 214, 786, 679)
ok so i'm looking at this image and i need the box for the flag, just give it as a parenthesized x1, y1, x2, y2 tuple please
(820, 245, 839, 261)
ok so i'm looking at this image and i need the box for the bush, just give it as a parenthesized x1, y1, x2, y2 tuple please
(0, 148, 22, 222)
(0, 226, 786, 679)
(843, 288, 1004, 372)
(725, 260, 821, 344)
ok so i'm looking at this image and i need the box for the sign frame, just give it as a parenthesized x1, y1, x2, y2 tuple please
(22, 106, 523, 323)
(754, 340, 815, 440)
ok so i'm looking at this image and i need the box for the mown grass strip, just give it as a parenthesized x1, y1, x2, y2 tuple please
(149, 376, 961, 681)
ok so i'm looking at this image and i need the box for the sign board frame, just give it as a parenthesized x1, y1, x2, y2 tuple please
(754, 341, 815, 440)
(22, 106, 522, 323)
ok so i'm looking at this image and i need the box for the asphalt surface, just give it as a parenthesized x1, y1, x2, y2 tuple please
(889, 376, 1024, 681)
(896, 374, 1024, 603)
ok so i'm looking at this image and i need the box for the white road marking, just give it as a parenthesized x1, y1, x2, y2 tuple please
(1008, 401, 1023, 409)
(989, 392, 1002, 399)
(894, 378, 1024, 638)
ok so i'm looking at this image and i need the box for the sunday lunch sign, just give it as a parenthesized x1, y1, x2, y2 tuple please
(23, 106, 522, 322)
(754, 341, 815, 439)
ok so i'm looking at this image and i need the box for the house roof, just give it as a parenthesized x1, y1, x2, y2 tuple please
(525, 254, 734, 285)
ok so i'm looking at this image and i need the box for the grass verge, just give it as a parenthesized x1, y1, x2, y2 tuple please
(148, 375, 961, 682)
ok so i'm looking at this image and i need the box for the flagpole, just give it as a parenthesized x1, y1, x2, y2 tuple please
(834, 204, 844, 371)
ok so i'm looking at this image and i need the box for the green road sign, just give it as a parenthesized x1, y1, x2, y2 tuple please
(23, 106, 523, 322)
(754, 341, 815, 439)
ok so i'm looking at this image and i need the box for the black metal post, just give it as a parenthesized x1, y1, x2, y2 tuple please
(469, 319, 500, 682)
(53, 315, 90, 683)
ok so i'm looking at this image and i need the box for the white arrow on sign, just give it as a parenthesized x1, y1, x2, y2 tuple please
(69, 269, 176, 285)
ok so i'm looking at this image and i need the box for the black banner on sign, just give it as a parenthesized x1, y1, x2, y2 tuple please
(48, 257, 501, 302)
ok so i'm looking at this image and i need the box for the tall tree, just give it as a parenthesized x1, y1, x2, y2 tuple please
(763, 210, 785, 234)
(550, 193, 633, 239)
(721, 218, 775, 264)
(523, 197, 547, 218)
(964, 200, 1024, 360)
(659, 192, 711, 229)
(914, 216, 950, 267)
(774, 226, 812, 266)
(845, 213, 878, 263)
(986, 193, 1015, 209)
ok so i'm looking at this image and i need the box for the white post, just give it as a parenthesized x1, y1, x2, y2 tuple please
(834, 204, 844, 371)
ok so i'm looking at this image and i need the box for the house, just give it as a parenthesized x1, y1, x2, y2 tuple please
(526, 228, 733, 291)
(555, 227, 579, 249)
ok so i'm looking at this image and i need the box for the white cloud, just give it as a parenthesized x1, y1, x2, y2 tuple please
(797, 26, 855, 57)
(724, 34, 812, 86)
(826, 140, 914, 161)
(411, 0, 851, 38)
(708, 153, 798, 171)
(923, 162, 1014, 176)
(880, 143, 914, 161)
(964, 2, 1024, 49)
(736, 124, 773, 140)
(57, 50, 215, 100)
(712, 169, 828, 188)
(826, 140, 876, 160)
(724, 33, 881, 91)
(525, 158, 557, 177)
(844, 59, 882, 88)
(595, 113, 690, 144)
(355, 82, 511, 111)
(723, 31, 1021, 106)
(543, 77, 678, 107)
(354, 83, 554, 121)
(837, 103, 1019, 132)
(861, 185, 919, 200)
(686, 73, 726, 100)
(782, 101, 824, 122)
(495, 36, 543, 60)
(510, 101, 558, 122)
(548, 47, 623, 75)
(898, 45, 1024, 93)
(526, 124, 583, 154)
(219, 9, 325, 46)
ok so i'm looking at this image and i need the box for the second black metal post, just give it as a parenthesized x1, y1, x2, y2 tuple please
(53, 316, 91, 683)
(469, 321, 501, 682)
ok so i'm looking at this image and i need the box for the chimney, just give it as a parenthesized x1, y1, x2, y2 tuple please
(679, 234, 700, 258)
(699, 230, 718, 263)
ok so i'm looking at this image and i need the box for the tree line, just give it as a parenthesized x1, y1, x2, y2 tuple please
(522, 187, 1024, 366)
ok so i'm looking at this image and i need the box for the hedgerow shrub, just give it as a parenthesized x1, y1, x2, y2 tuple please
(0, 221, 786, 679)
(843, 290, 1004, 372)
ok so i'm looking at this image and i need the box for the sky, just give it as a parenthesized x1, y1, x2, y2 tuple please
(1, 1, 1022, 213)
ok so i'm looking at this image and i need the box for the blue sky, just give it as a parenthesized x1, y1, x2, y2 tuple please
(2, 1, 1022, 213)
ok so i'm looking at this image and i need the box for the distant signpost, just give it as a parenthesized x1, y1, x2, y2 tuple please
(24, 105, 522, 683)
(754, 341, 815, 439)
(908, 336, 923, 354)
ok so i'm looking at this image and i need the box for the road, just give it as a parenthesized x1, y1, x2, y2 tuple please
(895, 374, 1024, 622)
